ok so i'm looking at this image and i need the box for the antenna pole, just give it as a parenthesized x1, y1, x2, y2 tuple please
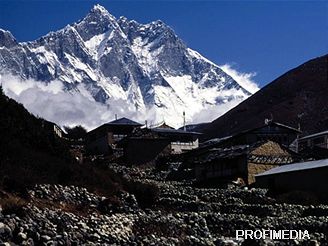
(183, 111, 186, 131)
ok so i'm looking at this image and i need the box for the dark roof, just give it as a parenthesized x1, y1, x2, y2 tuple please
(196, 145, 250, 164)
(201, 135, 233, 147)
(270, 122, 301, 133)
(256, 158, 328, 177)
(299, 130, 328, 141)
(152, 127, 202, 135)
(116, 135, 170, 147)
(155, 122, 175, 129)
(196, 140, 293, 165)
(244, 121, 301, 134)
(107, 117, 143, 126)
(221, 121, 301, 139)
(201, 121, 300, 149)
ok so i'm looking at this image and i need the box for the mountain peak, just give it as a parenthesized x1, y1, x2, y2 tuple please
(90, 4, 110, 16)
(86, 4, 116, 22)
(73, 4, 118, 41)
(0, 8, 252, 128)
(0, 29, 17, 48)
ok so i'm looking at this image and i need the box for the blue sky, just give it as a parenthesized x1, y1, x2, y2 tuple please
(0, 0, 327, 87)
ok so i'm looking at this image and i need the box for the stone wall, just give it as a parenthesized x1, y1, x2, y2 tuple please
(247, 162, 280, 184)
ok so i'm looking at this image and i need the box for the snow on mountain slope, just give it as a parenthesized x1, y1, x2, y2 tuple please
(0, 4, 254, 128)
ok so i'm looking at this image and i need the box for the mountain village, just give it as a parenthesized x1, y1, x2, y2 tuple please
(22, 109, 327, 245)
(48, 115, 328, 197)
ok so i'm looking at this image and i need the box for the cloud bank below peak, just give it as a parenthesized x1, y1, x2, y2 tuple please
(0, 74, 249, 130)
(219, 64, 260, 94)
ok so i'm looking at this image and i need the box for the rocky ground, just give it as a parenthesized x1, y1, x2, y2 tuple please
(0, 163, 327, 245)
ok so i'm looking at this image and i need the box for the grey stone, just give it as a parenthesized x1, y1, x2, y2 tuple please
(41, 235, 51, 242)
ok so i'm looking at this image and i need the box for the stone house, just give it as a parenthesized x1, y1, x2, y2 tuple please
(152, 127, 200, 154)
(85, 117, 143, 155)
(201, 121, 301, 151)
(194, 141, 294, 185)
(118, 125, 201, 165)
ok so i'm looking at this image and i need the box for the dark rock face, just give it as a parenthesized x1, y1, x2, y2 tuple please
(74, 4, 117, 41)
(0, 4, 250, 124)
(198, 54, 328, 140)
(0, 29, 17, 48)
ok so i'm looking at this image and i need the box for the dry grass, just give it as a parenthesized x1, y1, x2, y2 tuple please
(251, 141, 289, 156)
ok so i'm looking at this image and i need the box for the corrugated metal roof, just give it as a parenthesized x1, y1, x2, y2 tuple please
(299, 130, 328, 140)
(237, 121, 301, 135)
(270, 122, 301, 133)
(196, 145, 249, 164)
(201, 135, 233, 147)
(256, 158, 328, 177)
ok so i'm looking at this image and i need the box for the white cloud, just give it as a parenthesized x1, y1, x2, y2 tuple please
(0, 73, 252, 130)
(219, 64, 260, 94)
(0, 74, 154, 130)
(190, 98, 244, 125)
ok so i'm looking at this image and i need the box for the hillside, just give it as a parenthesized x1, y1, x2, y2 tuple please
(0, 85, 120, 196)
(197, 54, 328, 140)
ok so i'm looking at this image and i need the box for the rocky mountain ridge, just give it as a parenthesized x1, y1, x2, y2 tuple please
(0, 4, 251, 127)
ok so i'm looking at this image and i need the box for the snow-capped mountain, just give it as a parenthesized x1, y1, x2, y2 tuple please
(0, 4, 252, 128)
